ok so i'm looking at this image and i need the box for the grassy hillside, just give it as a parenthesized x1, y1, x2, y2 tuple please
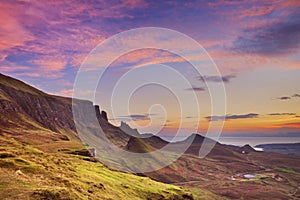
(123, 134, 300, 199)
(0, 134, 194, 200)
(0, 73, 46, 97)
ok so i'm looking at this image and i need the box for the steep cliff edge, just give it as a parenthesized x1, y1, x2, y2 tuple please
(0, 73, 130, 148)
(0, 73, 77, 133)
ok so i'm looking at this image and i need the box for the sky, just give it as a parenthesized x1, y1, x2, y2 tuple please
(0, 0, 300, 138)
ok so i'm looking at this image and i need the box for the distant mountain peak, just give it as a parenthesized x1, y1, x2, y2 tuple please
(120, 121, 139, 137)
(241, 144, 255, 153)
(126, 136, 156, 153)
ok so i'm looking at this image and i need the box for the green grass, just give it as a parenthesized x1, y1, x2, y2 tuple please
(18, 114, 51, 131)
(275, 167, 299, 174)
(253, 174, 269, 180)
(0, 135, 193, 200)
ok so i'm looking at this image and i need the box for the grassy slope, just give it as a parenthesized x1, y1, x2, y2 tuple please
(0, 73, 48, 96)
(0, 134, 194, 200)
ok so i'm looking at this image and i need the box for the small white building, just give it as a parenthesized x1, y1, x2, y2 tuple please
(243, 174, 255, 179)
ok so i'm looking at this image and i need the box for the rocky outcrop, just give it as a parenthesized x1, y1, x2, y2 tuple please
(120, 121, 139, 136)
(93, 105, 108, 121)
(101, 110, 108, 121)
(94, 105, 101, 119)
(0, 83, 75, 132)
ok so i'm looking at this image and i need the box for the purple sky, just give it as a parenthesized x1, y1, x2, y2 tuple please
(1, 0, 300, 136)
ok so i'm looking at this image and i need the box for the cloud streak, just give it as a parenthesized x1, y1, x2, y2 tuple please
(276, 93, 300, 100)
(198, 74, 236, 83)
(281, 122, 300, 128)
(277, 96, 291, 100)
(112, 113, 154, 122)
(185, 86, 205, 92)
(205, 113, 259, 121)
(268, 113, 296, 116)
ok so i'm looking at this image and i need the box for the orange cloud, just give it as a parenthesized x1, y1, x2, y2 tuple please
(282, 122, 300, 129)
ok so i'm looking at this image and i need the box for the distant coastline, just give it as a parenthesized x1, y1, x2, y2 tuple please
(160, 135, 300, 147)
(255, 143, 300, 156)
(217, 136, 300, 147)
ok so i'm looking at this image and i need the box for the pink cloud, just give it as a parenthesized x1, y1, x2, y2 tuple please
(0, 0, 149, 78)
(31, 59, 67, 78)
(0, 2, 34, 51)
(51, 89, 73, 97)
(0, 65, 31, 73)
(1, 0, 299, 80)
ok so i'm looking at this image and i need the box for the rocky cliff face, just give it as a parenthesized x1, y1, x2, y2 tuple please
(0, 73, 102, 137)
(0, 79, 75, 133)
(101, 110, 108, 121)
(0, 73, 130, 147)
(120, 121, 139, 136)
(94, 105, 108, 121)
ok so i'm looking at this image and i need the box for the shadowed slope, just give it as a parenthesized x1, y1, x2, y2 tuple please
(126, 136, 156, 153)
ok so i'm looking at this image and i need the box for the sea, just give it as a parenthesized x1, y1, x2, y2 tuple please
(218, 136, 300, 147)
(161, 135, 300, 148)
